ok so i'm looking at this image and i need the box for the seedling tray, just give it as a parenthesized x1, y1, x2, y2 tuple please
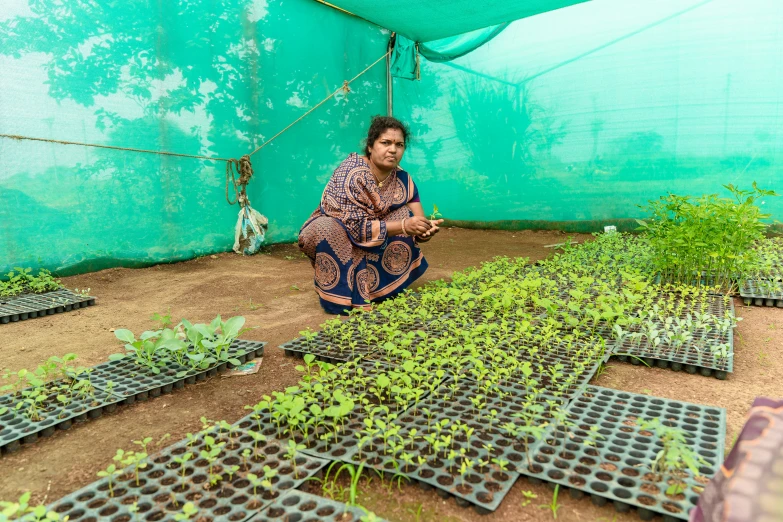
(0, 289, 96, 324)
(235, 359, 441, 464)
(336, 379, 560, 514)
(740, 279, 783, 307)
(279, 334, 372, 364)
(482, 340, 604, 401)
(254, 490, 387, 521)
(234, 411, 364, 464)
(610, 329, 732, 379)
(46, 424, 328, 522)
(0, 385, 120, 455)
(87, 340, 266, 404)
(521, 385, 726, 521)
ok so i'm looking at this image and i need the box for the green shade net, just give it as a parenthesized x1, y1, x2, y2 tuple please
(390, 25, 509, 79)
(2, 0, 783, 277)
(0, 0, 387, 275)
(322, 0, 589, 42)
(394, 0, 783, 228)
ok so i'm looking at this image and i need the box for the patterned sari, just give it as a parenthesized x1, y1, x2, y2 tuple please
(299, 153, 428, 314)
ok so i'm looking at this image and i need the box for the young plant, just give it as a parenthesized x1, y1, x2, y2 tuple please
(97, 464, 122, 497)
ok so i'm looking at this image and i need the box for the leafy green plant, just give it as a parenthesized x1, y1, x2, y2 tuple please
(639, 418, 706, 495)
(0, 268, 61, 298)
(637, 183, 778, 291)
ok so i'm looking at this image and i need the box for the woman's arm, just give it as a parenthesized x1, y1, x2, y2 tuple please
(407, 201, 426, 218)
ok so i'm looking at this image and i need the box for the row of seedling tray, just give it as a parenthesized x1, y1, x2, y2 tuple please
(43, 405, 386, 522)
(44, 379, 722, 521)
(0, 340, 266, 455)
(0, 289, 96, 324)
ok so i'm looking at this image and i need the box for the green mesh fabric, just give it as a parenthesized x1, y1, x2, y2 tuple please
(394, 0, 783, 225)
(391, 26, 510, 79)
(2, 0, 782, 276)
(0, 0, 387, 274)
(322, 0, 589, 41)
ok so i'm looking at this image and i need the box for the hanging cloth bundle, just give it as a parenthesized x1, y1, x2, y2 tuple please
(226, 155, 268, 255)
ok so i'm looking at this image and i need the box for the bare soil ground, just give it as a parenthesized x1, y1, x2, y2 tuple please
(1, 227, 781, 522)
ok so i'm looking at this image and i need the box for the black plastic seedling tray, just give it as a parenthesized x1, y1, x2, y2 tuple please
(279, 334, 371, 365)
(610, 329, 732, 380)
(740, 279, 783, 307)
(87, 340, 266, 404)
(521, 385, 726, 521)
(0, 384, 120, 455)
(0, 341, 265, 456)
(480, 340, 604, 402)
(335, 379, 560, 514)
(253, 490, 387, 521)
(609, 299, 735, 379)
(0, 289, 96, 324)
(46, 424, 328, 522)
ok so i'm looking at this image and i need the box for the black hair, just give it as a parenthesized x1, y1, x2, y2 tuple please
(364, 115, 409, 156)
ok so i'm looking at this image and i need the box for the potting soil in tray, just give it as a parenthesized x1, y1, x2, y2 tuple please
(252, 490, 388, 521)
(610, 328, 733, 378)
(0, 289, 96, 324)
(0, 385, 119, 455)
(279, 333, 373, 363)
(480, 340, 604, 402)
(46, 424, 328, 522)
(333, 379, 561, 513)
(740, 279, 783, 307)
(86, 340, 266, 402)
(521, 385, 726, 521)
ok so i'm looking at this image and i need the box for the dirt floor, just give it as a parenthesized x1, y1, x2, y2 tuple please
(2, 227, 782, 522)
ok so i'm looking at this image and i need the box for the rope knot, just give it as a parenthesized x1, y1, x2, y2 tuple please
(226, 155, 255, 207)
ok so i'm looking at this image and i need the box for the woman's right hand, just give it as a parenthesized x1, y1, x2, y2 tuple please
(404, 216, 432, 236)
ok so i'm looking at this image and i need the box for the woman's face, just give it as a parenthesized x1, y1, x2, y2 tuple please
(369, 128, 405, 170)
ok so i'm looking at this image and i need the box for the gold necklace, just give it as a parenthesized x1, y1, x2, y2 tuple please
(371, 167, 391, 188)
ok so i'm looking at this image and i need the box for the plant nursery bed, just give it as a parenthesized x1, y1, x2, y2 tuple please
(0, 381, 119, 456)
(0, 289, 96, 324)
(254, 490, 387, 521)
(740, 279, 783, 307)
(279, 334, 371, 364)
(610, 330, 732, 379)
(0, 341, 265, 456)
(88, 340, 266, 404)
(45, 423, 328, 522)
(336, 379, 561, 514)
(521, 385, 726, 521)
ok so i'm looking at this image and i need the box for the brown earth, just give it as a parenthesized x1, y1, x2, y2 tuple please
(1, 227, 782, 522)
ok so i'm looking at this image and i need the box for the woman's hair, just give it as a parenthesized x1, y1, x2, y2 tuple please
(364, 115, 409, 156)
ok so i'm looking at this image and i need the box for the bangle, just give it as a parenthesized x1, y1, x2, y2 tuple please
(401, 218, 408, 236)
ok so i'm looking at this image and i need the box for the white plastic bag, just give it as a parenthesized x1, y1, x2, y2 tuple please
(233, 206, 268, 255)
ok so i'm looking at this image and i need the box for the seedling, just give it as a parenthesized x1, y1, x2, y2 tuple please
(173, 502, 197, 521)
(97, 464, 122, 497)
(538, 484, 561, 519)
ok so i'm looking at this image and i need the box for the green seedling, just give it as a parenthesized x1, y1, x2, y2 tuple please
(97, 464, 122, 497)
(538, 484, 561, 519)
(173, 502, 197, 521)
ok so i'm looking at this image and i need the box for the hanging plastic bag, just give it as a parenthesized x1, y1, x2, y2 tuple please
(227, 155, 268, 255)
(233, 205, 268, 255)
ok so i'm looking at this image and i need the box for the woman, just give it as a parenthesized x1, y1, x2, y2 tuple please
(299, 116, 443, 315)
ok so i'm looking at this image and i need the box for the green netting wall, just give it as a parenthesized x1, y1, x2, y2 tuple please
(3, 0, 782, 276)
(394, 0, 783, 228)
(0, 0, 387, 275)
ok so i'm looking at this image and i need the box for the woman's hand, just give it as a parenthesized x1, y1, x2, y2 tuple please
(403, 216, 433, 236)
(417, 219, 444, 241)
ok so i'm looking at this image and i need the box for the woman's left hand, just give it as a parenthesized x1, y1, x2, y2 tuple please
(417, 219, 443, 241)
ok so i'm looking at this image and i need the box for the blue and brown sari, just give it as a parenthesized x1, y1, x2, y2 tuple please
(298, 153, 428, 314)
